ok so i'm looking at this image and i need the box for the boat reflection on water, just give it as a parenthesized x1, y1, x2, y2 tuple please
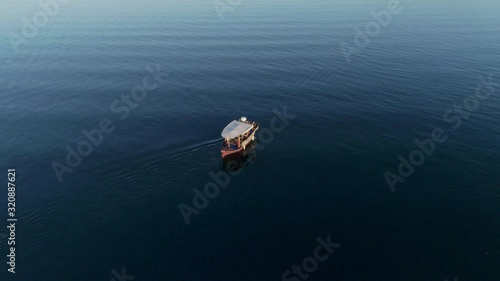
(222, 140, 257, 173)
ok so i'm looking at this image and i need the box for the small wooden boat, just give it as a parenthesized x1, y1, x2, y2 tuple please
(221, 117, 259, 158)
(222, 140, 256, 172)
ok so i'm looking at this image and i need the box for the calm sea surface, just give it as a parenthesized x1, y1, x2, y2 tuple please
(0, 0, 499, 280)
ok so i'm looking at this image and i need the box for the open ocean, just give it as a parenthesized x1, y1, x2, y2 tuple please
(1, 0, 499, 280)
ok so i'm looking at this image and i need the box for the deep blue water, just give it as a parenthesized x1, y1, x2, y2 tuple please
(1, 0, 500, 280)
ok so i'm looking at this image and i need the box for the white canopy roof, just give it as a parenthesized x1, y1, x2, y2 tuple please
(221, 120, 253, 139)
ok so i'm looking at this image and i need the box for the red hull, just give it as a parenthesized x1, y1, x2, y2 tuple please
(221, 147, 243, 158)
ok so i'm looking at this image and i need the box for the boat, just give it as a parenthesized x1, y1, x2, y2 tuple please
(221, 117, 259, 158)
(222, 139, 257, 172)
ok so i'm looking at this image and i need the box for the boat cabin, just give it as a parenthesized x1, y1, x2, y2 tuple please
(220, 117, 258, 157)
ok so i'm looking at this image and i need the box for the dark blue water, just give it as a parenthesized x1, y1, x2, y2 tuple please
(1, 0, 499, 280)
